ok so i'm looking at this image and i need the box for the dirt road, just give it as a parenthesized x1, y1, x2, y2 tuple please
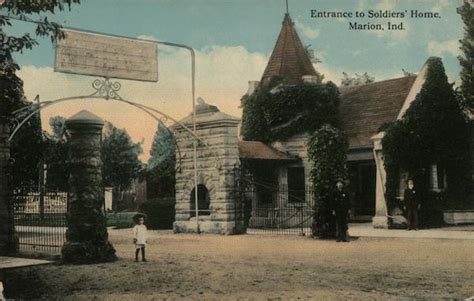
(4, 229, 474, 300)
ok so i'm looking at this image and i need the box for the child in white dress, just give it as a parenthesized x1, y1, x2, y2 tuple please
(132, 213, 148, 262)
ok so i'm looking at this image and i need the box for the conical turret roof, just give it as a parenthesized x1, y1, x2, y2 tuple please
(261, 14, 319, 86)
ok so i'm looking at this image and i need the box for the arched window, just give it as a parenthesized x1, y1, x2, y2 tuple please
(190, 184, 210, 217)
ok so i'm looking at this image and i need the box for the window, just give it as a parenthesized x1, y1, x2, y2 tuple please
(430, 164, 446, 191)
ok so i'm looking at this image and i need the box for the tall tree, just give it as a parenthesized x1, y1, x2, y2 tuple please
(146, 121, 176, 197)
(43, 116, 69, 191)
(101, 122, 142, 197)
(458, 1, 474, 108)
(148, 122, 176, 177)
(0, 1, 80, 190)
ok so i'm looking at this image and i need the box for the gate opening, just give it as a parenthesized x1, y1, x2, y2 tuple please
(190, 184, 210, 217)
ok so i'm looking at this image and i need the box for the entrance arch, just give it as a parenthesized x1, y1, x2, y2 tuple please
(190, 184, 210, 217)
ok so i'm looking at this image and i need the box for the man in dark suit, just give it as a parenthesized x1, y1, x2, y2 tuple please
(332, 180, 351, 242)
(403, 179, 420, 230)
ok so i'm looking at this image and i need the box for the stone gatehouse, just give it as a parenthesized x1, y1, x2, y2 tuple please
(173, 11, 468, 235)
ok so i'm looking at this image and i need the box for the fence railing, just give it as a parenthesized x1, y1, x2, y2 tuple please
(241, 182, 315, 236)
(12, 187, 67, 256)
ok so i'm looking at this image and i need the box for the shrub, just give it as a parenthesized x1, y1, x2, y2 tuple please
(138, 197, 175, 230)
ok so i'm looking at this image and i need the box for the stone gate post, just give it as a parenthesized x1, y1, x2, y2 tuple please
(62, 110, 116, 263)
(0, 122, 15, 255)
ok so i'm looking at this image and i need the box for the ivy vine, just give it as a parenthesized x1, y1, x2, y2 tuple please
(306, 124, 348, 238)
(382, 57, 471, 212)
(241, 79, 340, 142)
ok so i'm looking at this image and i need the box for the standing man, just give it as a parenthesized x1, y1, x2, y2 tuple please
(332, 180, 350, 242)
(403, 179, 420, 230)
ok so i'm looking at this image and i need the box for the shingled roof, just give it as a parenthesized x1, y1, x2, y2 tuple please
(239, 141, 296, 161)
(261, 14, 318, 86)
(339, 76, 417, 148)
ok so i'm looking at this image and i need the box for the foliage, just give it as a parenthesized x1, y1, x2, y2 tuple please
(458, 2, 474, 109)
(0, 0, 80, 119)
(147, 121, 176, 178)
(382, 57, 470, 212)
(138, 197, 175, 230)
(146, 122, 176, 198)
(307, 124, 348, 238)
(101, 122, 143, 192)
(241, 80, 340, 142)
(0, 1, 79, 192)
(10, 112, 43, 189)
(42, 116, 69, 191)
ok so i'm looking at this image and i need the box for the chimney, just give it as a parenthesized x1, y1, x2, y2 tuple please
(246, 81, 260, 96)
(302, 75, 319, 84)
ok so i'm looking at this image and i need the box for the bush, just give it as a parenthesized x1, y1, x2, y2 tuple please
(138, 197, 175, 230)
(106, 211, 137, 229)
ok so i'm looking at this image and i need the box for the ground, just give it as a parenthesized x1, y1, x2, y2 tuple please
(4, 229, 474, 300)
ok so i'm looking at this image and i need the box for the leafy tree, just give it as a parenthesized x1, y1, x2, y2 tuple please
(146, 121, 176, 197)
(101, 122, 143, 205)
(382, 57, 470, 212)
(10, 112, 43, 189)
(0, 1, 80, 191)
(0, 0, 80, 120)
(148, 121, 176, 177)
(458, 1, 474, 108)
(43, 116, 68, 191)
(307, 124, 348, 238)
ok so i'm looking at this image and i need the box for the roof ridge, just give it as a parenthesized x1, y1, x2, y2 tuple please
(340, 75, 417, 90)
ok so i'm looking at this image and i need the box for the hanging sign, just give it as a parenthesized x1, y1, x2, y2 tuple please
(55, 28, 158, 82)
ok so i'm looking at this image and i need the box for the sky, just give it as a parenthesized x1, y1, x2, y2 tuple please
(2, 0, 466, 161)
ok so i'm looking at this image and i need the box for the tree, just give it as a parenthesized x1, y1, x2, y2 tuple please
(1, 1, 80, 191)
(382, 57, 470, 213)
(148, 122, 176, 177)
(101, 122, 142, 207)
(458, 1, 474, 108)
(307, 124, 348, 238)
(43, 116, 68, 191)
(0, 0, 80, 119)
(146, 121, 176, 197)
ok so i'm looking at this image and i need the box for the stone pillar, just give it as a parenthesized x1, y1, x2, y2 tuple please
(372, 133, 389, 228)
(0, 122, 15, 255)
(173, 98, 243, 234)
(62, 110, 116, 263)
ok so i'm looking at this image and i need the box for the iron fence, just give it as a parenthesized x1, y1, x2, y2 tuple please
(12, 187, 67, 256)
(234, 167, 315, 236)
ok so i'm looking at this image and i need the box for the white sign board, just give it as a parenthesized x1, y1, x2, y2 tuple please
(55, 29, 158, 82)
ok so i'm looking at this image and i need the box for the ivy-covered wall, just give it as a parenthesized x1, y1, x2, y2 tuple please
(241, 80, 340, 142)
(382, 57, 471, 213)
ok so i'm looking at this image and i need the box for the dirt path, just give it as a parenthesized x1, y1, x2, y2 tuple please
(4, 229, 474, 300)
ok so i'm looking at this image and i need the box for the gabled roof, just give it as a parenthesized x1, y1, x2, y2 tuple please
(261, 14, 318, 86)
(239, 141, 296, 161)
(339, 76, 417, 148)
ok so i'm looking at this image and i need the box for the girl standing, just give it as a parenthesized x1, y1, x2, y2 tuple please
(132, 213, 148, 262)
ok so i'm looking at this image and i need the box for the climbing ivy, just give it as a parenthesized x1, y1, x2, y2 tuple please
(382, 57, 470, 211)
(307, 124, 348, 238)
(241, 80, 340, 142)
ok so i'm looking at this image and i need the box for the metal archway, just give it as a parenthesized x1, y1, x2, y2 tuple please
(9, 77, 223, 173)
